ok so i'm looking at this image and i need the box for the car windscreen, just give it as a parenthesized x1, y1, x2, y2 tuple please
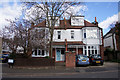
(93, 55, 101, 58)
(2, 54, 9, 57)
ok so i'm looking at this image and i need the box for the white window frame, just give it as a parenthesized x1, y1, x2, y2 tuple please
(83, 45, 100, 56)
(57, 31, 61, 39)
(32, 49, 49, 57)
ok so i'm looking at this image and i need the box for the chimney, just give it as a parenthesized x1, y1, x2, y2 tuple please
(95, 17, 97, 22)
(95, 17, 98, 26)
(31, 22, 34, 28)
(64, 17, 67, 30)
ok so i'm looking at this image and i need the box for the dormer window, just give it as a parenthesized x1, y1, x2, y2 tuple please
(71, 16, 84, 26)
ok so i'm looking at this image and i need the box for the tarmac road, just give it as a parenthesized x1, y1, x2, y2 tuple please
(1, 62, 120, 78)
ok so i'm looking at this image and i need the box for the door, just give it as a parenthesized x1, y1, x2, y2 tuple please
(56, 49, 61, 61)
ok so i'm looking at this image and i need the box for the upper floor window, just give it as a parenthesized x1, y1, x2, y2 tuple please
(57, 31, 61, 39)
(83, 29, 98, 39)
(83, 29, 86, 38)
(71, 30, 74, 39)
(86, 29, 97, 38)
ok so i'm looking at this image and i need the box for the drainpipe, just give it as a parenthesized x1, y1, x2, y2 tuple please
(65, 39, 67, 51)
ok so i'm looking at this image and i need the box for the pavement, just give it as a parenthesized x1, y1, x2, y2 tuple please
(1, 62, 120, 78)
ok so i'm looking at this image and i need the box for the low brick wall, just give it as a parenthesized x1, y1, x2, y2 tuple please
(14, 57, 55, 67)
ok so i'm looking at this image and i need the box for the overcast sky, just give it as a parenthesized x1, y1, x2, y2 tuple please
(0, 1, 119, 35)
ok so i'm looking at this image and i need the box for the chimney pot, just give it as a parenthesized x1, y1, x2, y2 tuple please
(95, 17, 97, 22)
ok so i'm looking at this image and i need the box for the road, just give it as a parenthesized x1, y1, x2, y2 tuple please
(0, 62, 120, 78)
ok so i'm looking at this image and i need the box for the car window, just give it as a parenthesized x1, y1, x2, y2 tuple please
(93, 55, 101, 58)
(78, 55, 88, 59)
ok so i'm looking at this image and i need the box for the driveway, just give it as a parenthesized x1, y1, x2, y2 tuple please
(1, 62, 120, 78)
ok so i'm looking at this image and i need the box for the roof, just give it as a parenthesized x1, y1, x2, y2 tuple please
(33, 19, 99, 29)
(103, 27, 116, 38)
(53, 41, 85, 45)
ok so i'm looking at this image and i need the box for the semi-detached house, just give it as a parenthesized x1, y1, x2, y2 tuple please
(30, 16, 104, 62)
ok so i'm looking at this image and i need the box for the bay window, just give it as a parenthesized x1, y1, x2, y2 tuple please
(32, 49, 48, 57)
(83, 46, 99, 56)
(83, 29, 98, 39)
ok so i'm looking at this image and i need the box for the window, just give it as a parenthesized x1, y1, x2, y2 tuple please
(32, 49, 48, 57)
(38, 50, 41, 55)
(84, 46, 99, 56)
(61, 49, 65, 54)
(84, 33, 86, 38)
(86, 29, 97, 38)
(85, 50, 87, 55)
(42, 50, 44, 56)
(35, 50, 37, 56)
(58, 31, 61, 39)
(71, 30, 74, 39)
(83, 29, 86, 38)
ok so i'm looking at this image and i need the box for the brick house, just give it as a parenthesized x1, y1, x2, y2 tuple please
(30, 16, 104, 62)
(104, 22, 120, 51)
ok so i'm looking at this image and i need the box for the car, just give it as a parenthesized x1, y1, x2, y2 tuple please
(76, 54, 90, 66)
(1, 54, 9, 63)
(89, 54, 104, 65)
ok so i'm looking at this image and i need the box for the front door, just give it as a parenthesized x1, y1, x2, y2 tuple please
(56, 49, 61, 61)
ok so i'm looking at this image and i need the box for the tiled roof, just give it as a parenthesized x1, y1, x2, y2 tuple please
(34, 19, 98, 29)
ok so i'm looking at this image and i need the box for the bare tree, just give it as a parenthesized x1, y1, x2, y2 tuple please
(24, 2, 82, 57)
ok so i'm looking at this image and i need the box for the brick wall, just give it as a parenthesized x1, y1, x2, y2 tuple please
(14, 57, 55, 67)
(65, 51, 76, 67)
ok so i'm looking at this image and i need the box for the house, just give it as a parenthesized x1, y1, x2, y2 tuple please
(103, 22, 120, 51)
(30, 16, 104, 62)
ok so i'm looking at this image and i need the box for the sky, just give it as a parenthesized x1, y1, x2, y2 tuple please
(0, 1, 119, 35)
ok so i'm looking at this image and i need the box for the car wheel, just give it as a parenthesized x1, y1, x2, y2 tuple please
(101, 62, 103, 65)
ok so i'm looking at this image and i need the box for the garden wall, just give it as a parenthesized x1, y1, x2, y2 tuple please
(14, 57, 55, 67)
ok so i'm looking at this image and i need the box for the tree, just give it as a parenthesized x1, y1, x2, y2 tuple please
(24, 2, 82, 57)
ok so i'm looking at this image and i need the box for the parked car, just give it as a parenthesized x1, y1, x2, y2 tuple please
(0, 54, 10, 63)
(89, 54, 104, 65)
(76, 54, 90, 66)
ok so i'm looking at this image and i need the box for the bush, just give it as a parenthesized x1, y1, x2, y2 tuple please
(45, 56, 50, 58)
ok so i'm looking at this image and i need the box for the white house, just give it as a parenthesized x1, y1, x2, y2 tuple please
(31, 16, 104, 62)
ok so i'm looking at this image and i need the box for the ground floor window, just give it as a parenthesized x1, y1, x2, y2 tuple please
(32, 49, 49, 57)
(83, 45, 99, 56)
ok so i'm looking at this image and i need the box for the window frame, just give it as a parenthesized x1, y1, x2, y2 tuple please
(57, 31, 61, 39)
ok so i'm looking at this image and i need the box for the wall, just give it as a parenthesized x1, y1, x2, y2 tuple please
(83, 39, 100, 45)
(104, 35, 113, 49)
(53, 29, 82, 42)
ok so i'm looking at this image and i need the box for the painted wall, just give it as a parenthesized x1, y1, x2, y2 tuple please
(53, 29, 82, 42)
(104, 33, 117, 50)
(53, 27, 102, 45)
(104, 35, 113, 49)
